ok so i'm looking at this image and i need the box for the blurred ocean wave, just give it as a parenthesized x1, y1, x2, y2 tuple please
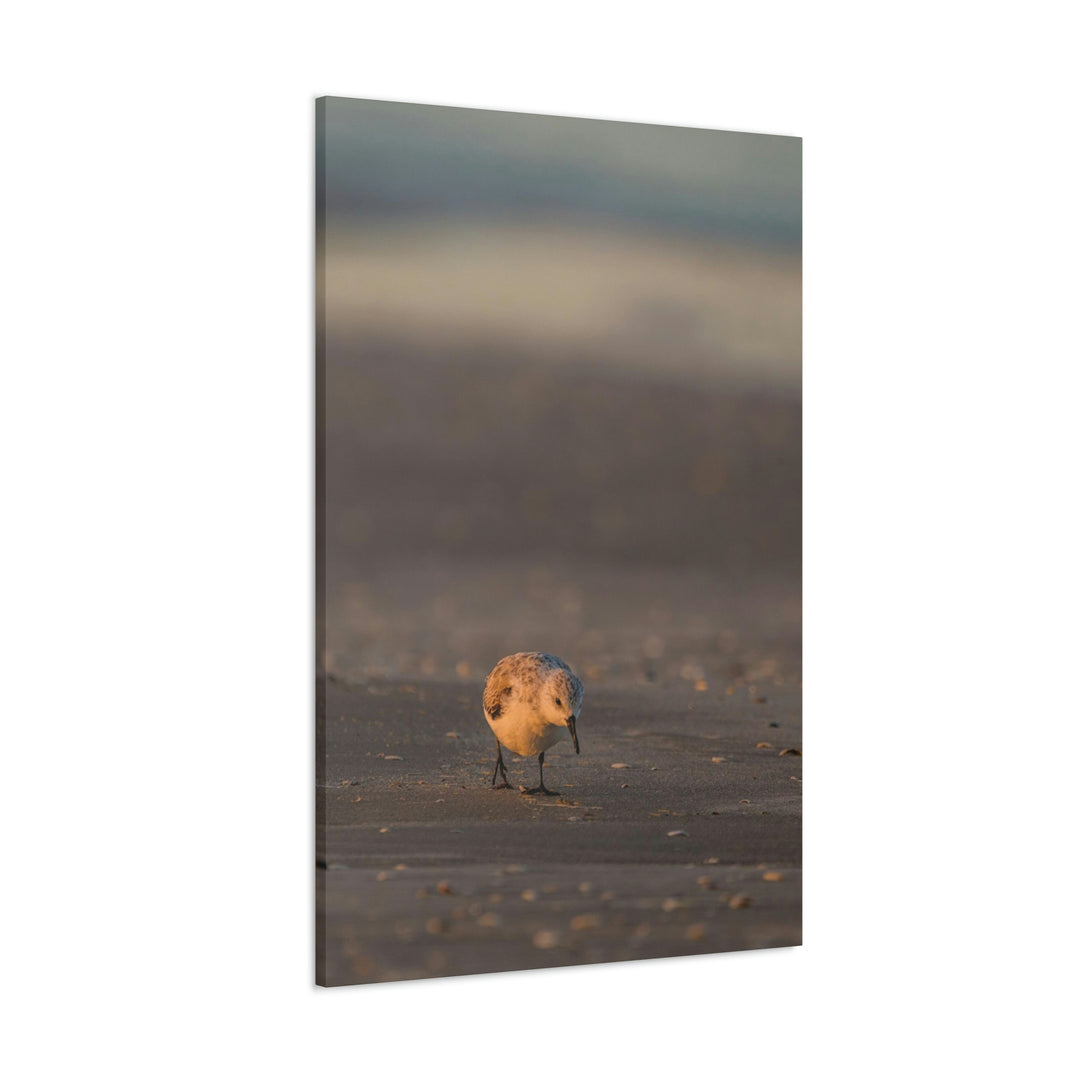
(324, 223, 800, 390)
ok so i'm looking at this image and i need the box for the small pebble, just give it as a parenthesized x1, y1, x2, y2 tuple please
(532, 930, 563, 949)
(425, 917, 449, 935)
(661, 898, 682, 912)
(599, 891, 615, 902)
(477, 912, 502, 928)
(728, 894, 753, 909)
(756, 742, 773, 749)
(570, 914, 601, 931)
(444, 732, 460, 738)
(610, 763, 630, 769)
(667, 829, 689, 838)
(578, 882, 593, 894)
(763, 871, 784, 882)
(384, 755, 404, 761)
(779, 747, 801, 756)
(521, 889, 538, 902)
(375, 871, 390, 882)
(685, 923, 707, 941)
(436, 881, 453, 895)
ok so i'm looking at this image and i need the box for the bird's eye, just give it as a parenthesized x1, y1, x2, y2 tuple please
(555, 697, 562, 707)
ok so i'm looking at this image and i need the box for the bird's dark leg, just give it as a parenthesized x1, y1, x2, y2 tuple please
(491, 739, 511, 789)
(525, 751, 559, 796)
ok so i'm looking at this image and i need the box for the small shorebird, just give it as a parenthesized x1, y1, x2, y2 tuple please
(483, 652, 583, 795)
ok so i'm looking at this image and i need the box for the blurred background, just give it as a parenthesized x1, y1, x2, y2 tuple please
(319, 97, 801, 692)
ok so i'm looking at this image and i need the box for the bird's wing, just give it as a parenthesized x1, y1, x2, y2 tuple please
(483, 660, 516, 719)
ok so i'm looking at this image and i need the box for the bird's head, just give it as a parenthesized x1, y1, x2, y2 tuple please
(545, 667, 584, 753)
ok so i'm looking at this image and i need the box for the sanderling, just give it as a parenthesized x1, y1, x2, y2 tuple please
(483, 652, 583, 796)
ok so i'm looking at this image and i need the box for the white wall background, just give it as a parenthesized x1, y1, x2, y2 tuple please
(3, 3, 1076, 1077)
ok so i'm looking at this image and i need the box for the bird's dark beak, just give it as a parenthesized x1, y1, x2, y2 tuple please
(567, 715, 579, 754)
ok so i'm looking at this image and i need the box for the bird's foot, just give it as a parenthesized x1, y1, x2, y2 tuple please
(492, 780, 512, 790)
(523, 785, 560, 797)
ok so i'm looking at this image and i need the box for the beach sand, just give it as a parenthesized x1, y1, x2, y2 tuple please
(317, 674, 800, 985)
(316, 322, 800, 986)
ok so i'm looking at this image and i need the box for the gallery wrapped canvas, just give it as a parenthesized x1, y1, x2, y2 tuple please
(316, 96, 801, 986)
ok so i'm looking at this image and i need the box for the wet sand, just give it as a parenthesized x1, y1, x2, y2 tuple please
(316, 329, 801, 985)
(317, 675, 801, 985)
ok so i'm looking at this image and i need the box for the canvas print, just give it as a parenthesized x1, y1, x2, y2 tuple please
(316, 96, 801, 986)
